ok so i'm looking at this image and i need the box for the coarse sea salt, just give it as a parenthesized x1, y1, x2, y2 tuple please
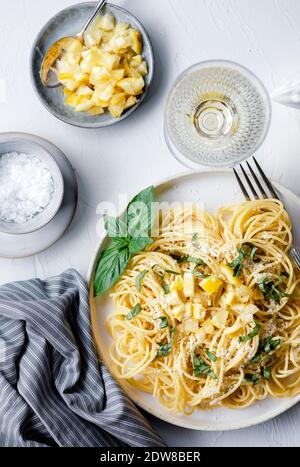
(0, 152, 54, 224)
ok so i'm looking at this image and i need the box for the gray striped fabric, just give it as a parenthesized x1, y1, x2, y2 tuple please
(0, 269, 164, 447)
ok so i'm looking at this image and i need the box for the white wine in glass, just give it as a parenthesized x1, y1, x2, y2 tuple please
(165, 60, 271, 168)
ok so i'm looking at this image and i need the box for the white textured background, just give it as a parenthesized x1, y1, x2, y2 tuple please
(1, 0, 300, 447)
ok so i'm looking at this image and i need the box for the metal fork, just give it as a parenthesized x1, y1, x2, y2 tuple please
(233, 157, 300, 269)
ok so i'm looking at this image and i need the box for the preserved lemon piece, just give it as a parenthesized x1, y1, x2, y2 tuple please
(200, 276, 223, 295)
(211, 309, 228, 329)
(56, 12, 148, 119)
(128, 29, 142, 54)
(220, 264, 241, 286)
(118, 77, 145, 95)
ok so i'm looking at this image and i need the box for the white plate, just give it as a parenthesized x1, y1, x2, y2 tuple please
(88, 170, 300, 431)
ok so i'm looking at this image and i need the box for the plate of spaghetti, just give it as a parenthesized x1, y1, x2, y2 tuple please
(89, 170, 300, 430)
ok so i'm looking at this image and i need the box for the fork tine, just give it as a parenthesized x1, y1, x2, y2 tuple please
(240, 164, 259, 199)
(233, 168, 250, 200)
(246, 161, 268, 199)
(252, 157, 280, 200)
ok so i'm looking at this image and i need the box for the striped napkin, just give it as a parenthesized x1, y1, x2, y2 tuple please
(0, 270, 164, 447)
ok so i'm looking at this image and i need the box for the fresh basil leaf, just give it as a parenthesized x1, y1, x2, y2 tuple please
(264, 337, 282, 353)
(192, 270, 210, 279)
(127, 186, 155, 238)
(152, 264, 165, 279)
(229, 243, 258, 277)
(206, 350, 217, 362)
(156, 316, 169, 329)
(94, 187, 157, 297)
(164, 269, 181, 275)
(171, 255, 206, 266)
(157, 327, 175, 357)
(126, 303, 142, 321)
(94, 242, 130, 296)
(103, 214, 128, 239)
(263, 367, 271, 380)
(129, 236, 153, 255)
(193, 355, 217, 380)
(258, 278, 290, 303)
(135, 270, 148, 292)
(186, 256, 206, 266)
(162, 282, 170, 294)
(250, 351, 262, 364)
(244, 373, 260, 385)
(239, 320, 261, 343)
(229, 248, 245, 277)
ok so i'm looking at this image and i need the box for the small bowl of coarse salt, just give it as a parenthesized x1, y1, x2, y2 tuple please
(0, 133, 64, 235)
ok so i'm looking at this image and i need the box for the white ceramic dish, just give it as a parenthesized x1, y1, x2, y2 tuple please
(30, 2, 154, 129)
(0, 133, 64, 235)
(0, 133, 78, 258)
(88, 170, 300, 431)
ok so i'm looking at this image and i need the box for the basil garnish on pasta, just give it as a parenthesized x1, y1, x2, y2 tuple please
(258, 277, 290, 303)
(229, 242, 258, 277)
(157, 327, 175, 357)
(193, 355, 217, 380)
(239, 320, 261, 343)
(135, 270, 148, 291)
(126, 304, 142, 321)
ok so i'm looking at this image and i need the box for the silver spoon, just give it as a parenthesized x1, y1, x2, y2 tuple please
(41, 0, 107, 88)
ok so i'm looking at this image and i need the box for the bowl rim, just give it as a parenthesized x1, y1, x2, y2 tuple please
(0, 132, 64, 235)
(29, 1, 155, 129)
(164, 59, 272, 168)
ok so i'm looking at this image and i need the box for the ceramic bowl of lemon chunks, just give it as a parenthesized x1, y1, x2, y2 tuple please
(30, 2, 154, 128)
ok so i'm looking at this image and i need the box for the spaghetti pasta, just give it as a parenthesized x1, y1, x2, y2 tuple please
(106, 200, 300, 412)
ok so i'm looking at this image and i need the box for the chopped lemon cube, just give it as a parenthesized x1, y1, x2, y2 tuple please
(111, 34, 132, 53)
(184, 302, 193, 318)
(200, 276, 223, 295)
(110, 69, 125, 82)
(172, 304, 185, 321)
(193, 303, 206, 321)
(202, 320, 214, 335)
(220, 288, 236, 307)
(109, 102, 126, 118)
(98, 83, 115, 102)
(235, 285, 251, 303)
(183, 272, 195, 298)
(166, 290, 183, 307)
(90, 66, 110, 85)
(115, 22, 129, 33)
(233, 304, 259, 323)
(75, 97, 93, 112)
(184, 319, 199, 333)
(124, 96, 138, 110)
(76, 85, 93, 97)
(170, 278, 183, 292)
(99, 13, 115, 31)
(225, 319, 243, 336)
(118, 77, 145, 95)
(220, 265, 241, 286)
(88, 106, 104, 116)
(84, 29, 102, 48)
(211, 309, 228, 329)
(65, 93, 79, 108)
(195, 329, 206, 344)
(128, 29, 142, 54)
